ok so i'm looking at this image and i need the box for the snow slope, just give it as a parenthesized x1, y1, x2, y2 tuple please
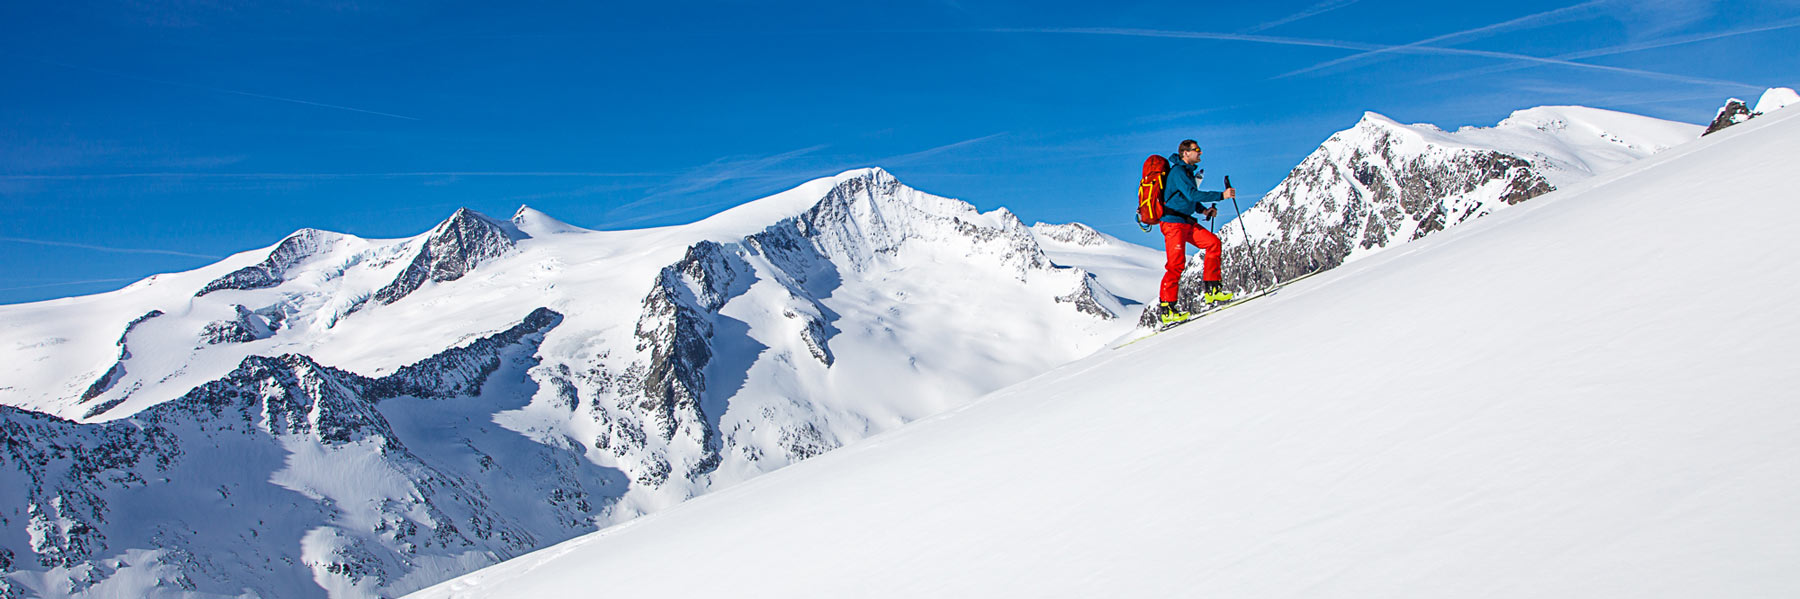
(1754, 86, 1798, 115)
(410, 108, 1800, 598)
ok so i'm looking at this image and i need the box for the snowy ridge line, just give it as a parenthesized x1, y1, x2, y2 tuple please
(196, 229, 343, 297)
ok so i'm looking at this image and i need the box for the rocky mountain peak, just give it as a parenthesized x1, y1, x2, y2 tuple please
(370, 208, 526, 306)
(1188, 106, 1694, 321)
(195, 228, 344, 297)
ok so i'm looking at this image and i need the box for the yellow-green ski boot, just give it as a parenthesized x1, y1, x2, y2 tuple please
(1201, 281, 1235, 304)
(1158, 301, 1190, 325)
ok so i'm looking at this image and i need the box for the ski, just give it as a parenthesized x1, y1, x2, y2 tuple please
(1113, 269, 1326, 350)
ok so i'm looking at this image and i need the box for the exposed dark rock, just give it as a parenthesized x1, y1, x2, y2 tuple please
(779, 421, 832, 461)
(1214, 120, 1553, 298)
(633, 242, 745, 478)
(784, 308, 836, 366)
(118, 310, 163, 352)
(197, 229, 335, 297)
(1056, 272, 1118, 319)
(78, 363, 127, 405)
(1704, 99, 1756, 136)
(372, 209, 524, 306)
(79, 310, 165, 403)
(2, 308, 569, 597)
(363, 307, 562, 401)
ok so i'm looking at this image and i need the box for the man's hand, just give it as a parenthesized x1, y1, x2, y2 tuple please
(1223, 187, 1237, 200)
(1203, 206, 1218, 220)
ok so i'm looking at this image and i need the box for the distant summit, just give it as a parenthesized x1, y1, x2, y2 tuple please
(1703, 87, 1798, 135)
(1205, 105, 1697, 314)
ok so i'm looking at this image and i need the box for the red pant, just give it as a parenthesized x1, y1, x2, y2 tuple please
(1159, 221, 1221, 303)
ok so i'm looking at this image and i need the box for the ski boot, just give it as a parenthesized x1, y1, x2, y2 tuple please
(1201, 281, 1235, 304)
(1158, 301, 1190, 325)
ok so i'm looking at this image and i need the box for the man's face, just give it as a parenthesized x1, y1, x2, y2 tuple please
(1181, 147, 1202, 165)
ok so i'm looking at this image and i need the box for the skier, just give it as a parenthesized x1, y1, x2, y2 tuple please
(1157, 139, 1234, 324)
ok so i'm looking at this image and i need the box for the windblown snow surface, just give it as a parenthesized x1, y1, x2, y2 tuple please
(411, 107, 1800, 598)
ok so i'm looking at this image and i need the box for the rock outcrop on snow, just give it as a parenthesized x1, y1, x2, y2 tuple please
(1703, 87, 1800, 136)
(76, 310, 162, 405)
(1705, 99, 1757, 135)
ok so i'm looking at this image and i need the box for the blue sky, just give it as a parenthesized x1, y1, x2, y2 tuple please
(2, 0, 1796, 304)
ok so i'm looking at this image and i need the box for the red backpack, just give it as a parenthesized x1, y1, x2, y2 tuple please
(1136, 154, 1170, 229)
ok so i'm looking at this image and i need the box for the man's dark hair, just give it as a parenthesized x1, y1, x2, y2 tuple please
(1178, 139, 1200, 153)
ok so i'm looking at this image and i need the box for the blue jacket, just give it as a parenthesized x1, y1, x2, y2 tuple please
(1161, 153, 1224, 224)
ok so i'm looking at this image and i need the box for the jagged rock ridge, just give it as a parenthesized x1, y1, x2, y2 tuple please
(1143, 107, 1695, 323)
(197, 229, 341, 297)
(372, 209, 526, 306)
(2, 308, 593, 598)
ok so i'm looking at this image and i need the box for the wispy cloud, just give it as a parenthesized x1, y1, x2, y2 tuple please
(1129, 104, 1251, 126)
(1243, 0, 1363, 34)
(651, 144, 831, 198)
(602, 144, 832, 226)
(1375, 45, 1762, 89)
(596, 134, 1007, 228)
(0, 236, 221, 259)
(1614, 0, 1716, 40)
(1417, 16, 1800, 85)
(25, 55, 420, 121)
(1275, 0, 1617, 79)
(984, 27, 1383, 52)
(872, 132, 1009, 166)
(0, 171, 665, 181)
(0, 278, 137, 293)
(987, 25, 1763, 90)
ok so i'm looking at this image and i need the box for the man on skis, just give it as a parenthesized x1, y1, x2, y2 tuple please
(1157, 139, 1234, 324)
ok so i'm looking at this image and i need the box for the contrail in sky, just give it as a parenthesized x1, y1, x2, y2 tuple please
(983, 27, 1383, 52)
(987, 26, 1764, 90)
(1419, 17, 1800, 84)
(0, 236, 222, 259)
(0, 278, 137, 293)
(1243, 0, 1363, 34)
(1275, 0, 1616, 78)
(605, 144, 833, 223)
(875, 132, 1009, 166)
(0, 171, 666, 182)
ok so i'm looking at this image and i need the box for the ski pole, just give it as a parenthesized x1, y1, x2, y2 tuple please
(1224, 176, 1267, 288)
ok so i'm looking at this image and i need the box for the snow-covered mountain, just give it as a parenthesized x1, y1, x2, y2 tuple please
(1189, 105, 1697, 315)
(1704, 86, 1799, 135)
(407, 92, 1800, 599)
(0, 168, 1164, 598)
